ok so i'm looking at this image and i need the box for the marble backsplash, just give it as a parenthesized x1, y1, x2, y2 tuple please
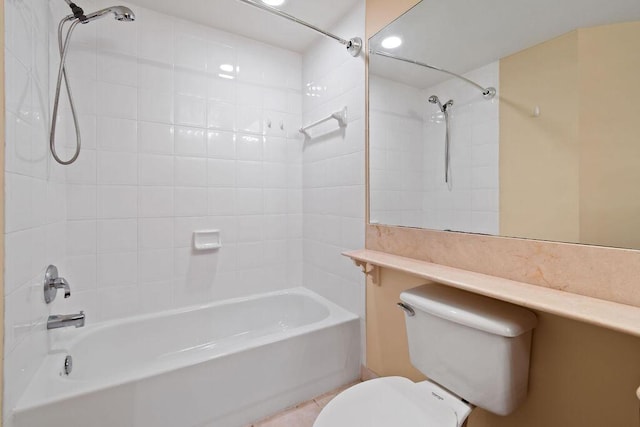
(366, 224, 640, 307)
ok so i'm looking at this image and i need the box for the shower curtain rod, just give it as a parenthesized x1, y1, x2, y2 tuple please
(236, 0, 362, 57)
(370, 50, 496, 100)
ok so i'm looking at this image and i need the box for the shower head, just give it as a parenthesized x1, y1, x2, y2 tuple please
(429, 95, 443, 112)
(112, 6, 135, 21)
(81, 6, 135, 23)
(428, 95, 453, 113)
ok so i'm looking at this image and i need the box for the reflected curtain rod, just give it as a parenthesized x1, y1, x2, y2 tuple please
(235, 0, 362, 57)
(370, 49, 496, 99)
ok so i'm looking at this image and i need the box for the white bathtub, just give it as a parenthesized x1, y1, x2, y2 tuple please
(11, 288, 361, 427)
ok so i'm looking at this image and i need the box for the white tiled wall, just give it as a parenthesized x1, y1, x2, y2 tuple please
(55, 0, 304, 322)
(4, 0, 67, 415)
(5, 0, 304, 415)
(369, 76, 425, 227)
(422, 62, 500, 234)
(5, 0, 367, 415)
(369, 62, 500, 235)
(301, 4, 366, 340)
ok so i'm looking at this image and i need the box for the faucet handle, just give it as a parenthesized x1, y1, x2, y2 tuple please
(44, 265, 71, 303)
(53, 277, 71, 298)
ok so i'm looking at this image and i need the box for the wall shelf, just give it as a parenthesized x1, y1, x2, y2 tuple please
(343, 249, 640, 338)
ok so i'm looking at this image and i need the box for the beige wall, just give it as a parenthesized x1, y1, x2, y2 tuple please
(578, 22, 640, 249)
(1, 0, 5, 423)
(500, 22, 640, 249)
(365, 0, 419, 38)
(365, 3, 640, 427)
(367, 268, 640, 427)
(499, 31, 581, 243)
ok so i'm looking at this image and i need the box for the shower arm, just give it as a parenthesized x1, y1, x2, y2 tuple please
(235, 0, 362, 57)
(370, 50, 496, 100)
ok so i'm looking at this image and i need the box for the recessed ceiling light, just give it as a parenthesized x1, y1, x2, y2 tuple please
(219, 64, 234, 72)
(262, 0, 285, 6)
(381, 36, 402, 49)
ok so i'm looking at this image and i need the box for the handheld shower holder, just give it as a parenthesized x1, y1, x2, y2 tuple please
(66, 2, 86, 21)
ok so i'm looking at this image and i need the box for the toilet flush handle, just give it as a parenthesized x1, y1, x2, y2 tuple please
(397, 302, 415, 317)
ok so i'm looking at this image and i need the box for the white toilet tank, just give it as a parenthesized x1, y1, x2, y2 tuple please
(400, 284, 538, 416)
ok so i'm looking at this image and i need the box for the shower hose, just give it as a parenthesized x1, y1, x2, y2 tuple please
(50, 16, 83, 165)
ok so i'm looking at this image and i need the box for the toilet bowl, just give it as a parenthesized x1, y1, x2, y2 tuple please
(314, 283, 537, 427)
(314, 377, 472, 427)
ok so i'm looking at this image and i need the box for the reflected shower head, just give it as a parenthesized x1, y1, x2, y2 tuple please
(429, 95, 443, 112)
(428, 95, 453, 113)
(81, 6, 135, 23)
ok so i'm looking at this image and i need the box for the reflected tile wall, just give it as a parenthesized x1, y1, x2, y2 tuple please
(369, 77, 425, 227)
(369, 62, 499, 235)
(422, 62, 500, 234)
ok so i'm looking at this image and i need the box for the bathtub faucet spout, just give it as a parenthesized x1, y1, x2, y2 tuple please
(47, 311, 85, 330)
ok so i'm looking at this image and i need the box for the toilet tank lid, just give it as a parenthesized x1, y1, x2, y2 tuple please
(400, 284, 538, 337)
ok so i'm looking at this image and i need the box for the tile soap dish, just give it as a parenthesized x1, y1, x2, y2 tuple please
(193, 230, 222, 251)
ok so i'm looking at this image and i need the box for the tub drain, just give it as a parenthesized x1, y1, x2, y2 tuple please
(64, 355, 73, 375)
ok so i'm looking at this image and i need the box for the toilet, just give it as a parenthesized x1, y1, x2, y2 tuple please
(314, 283, 538, 427)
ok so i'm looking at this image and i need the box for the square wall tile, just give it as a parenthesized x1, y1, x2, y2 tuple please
(97, 82, 138, 120)
(97, 219, 138, 253)
(138, 122, 174, 155)
(97, 186, 138, 219)
(139, 218, 175, 250)
(97, 252, 138, 288)
(175, 127, 207, 157)
(97, 117, 138, 152)
(175, 157, 207, 187)
(174, 187, 208, 217)
(139, 186, 174, 218)
(97, 152, 138, 185)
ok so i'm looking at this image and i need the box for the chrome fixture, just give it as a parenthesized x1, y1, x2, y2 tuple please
(300, 107, 348, 138)
(64, 355, 73, 375)
(397, 302, 415, 317)
(429, 95, 454, 189)
(44, 265, 71, 303)
(47, 312, 85, 330)
(82, 5, 135, 23)
(236, 0, 362, 57)
(50, 2, 136, 165)
(370, 50, 496, 100)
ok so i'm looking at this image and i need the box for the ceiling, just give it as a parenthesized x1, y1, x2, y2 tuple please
(370, 0, 640, 89)
(127, 0, 361, 53)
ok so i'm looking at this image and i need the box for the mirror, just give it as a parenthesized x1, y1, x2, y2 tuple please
(368, 0, 640, 250)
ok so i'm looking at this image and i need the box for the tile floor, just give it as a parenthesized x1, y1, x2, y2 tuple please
(249, 382, 359, 427)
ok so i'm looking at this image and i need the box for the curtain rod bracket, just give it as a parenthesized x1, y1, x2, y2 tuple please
(346, 37, 363, 57)
(483, 87, 496, 100)
(237, 0, 362, 58)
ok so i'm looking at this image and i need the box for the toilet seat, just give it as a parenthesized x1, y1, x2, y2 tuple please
(313, 377, 472, 427)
